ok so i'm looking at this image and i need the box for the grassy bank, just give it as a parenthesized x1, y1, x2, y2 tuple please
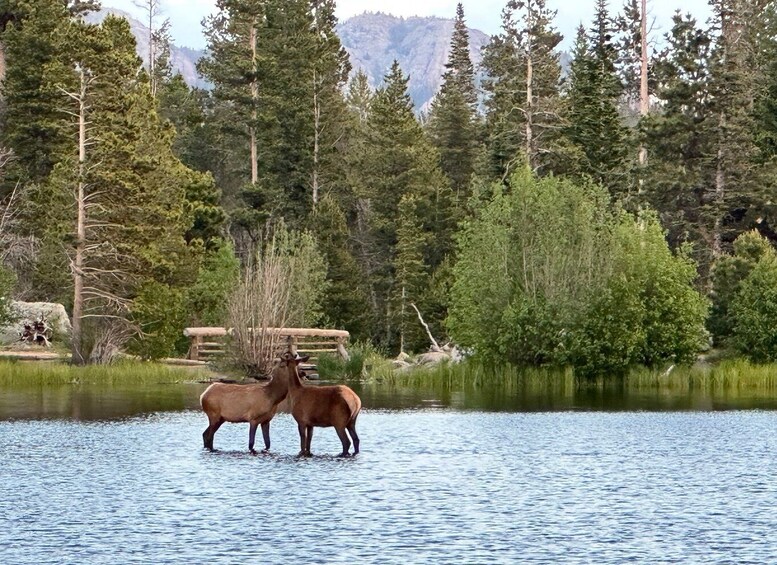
(322, 351, 777, 392)
(0, 359, 213, 387)
(625, 359, 777, 390)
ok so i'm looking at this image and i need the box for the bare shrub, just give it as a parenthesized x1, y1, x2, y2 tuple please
(227, 225, 327, 378)
(79, 317, 135, 365)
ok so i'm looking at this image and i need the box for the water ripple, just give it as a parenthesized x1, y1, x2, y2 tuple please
(0, 410, 775, 564)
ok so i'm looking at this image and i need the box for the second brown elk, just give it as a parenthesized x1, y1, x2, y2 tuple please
(199, 352, 306, 453)
(287, 354, 362, 457)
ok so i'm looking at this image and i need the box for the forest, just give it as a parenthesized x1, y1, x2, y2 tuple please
(0, 0, 776, 375)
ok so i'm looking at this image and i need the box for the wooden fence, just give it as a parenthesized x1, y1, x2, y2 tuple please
(183, 327, 350, 362)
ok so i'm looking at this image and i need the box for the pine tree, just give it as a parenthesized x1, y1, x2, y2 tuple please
(311, 194, 370, 338)
(641, 13, 714, 262)
(310, 0, 351, 209)
(200, 0, 351, 235)
(564, 5, 629, 194)
(350, 61, 452, 349)
(0, 0, 75, 187)
(705, 0, 772, 259)
(199, 0, 267, 196)
(481, 0, 567, 179)
(393, 194, 430, 352)
(22, 15, 201, 361)
(427, 3, 480, 208)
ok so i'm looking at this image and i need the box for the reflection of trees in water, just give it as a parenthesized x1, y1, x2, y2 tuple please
(0, 384, 207, 421)
(2, 379, 777, 420)
(351, 379, 777, 412)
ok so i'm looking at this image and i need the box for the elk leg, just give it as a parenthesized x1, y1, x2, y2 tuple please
(298, 422, 308, 456)
(335, 427, 351, 457)
(305, 425, 314, 456)
(261, 421, 271, 451)
(347, 422, 359, 455)
(203, 418, 223, 451)
(248, 420, 259, 454)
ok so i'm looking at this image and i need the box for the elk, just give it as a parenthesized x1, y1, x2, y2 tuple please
(287, 355, 362, 457)
(200, 352, 305, 453)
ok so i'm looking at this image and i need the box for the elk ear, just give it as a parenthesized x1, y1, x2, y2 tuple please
(296, 354, 310, 363)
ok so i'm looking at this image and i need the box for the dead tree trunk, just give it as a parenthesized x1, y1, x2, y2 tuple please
(249, 24, 259, 185)
(638, 0, 649, 166)
(525, 2, 534, 171)
(312, 70, 321, 208)
(70, 67, 89, 365)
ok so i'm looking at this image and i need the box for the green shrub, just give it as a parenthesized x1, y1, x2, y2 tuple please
(448, 169, 612, 365)
(448, 169, 708, 376)
(709, 230, 774, 343)
(730, 254, 777, 362)
(128, 281, 187, 360)
(316, 341, 384, 379)
(571, 215, 708, 378)
(187, 240, 240, 327)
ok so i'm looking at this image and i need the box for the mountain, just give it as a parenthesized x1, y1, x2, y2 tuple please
(89, 8, 568, 112)
(338, 12, 490, 112)
(89, 8, 490, 110)
(85, 8, 208, 90)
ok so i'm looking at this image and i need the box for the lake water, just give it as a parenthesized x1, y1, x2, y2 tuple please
(1, 379, 776, 564)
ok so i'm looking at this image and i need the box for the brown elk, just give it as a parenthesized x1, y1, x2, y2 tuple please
(287, 356, 362, 457)
(199, 352, 307, 453)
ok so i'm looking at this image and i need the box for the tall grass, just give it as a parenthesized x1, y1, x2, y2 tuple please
(316, 341, 387, 380)
(0, 360, 212, 387)
(350, 355, 777, 392)
(626, 359, 777, 390)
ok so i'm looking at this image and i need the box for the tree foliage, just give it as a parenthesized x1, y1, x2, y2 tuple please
(448, 170, 708, 375)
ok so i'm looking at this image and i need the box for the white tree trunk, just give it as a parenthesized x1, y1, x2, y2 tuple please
(249, 25, 259, 185)
(638, 0, 649, 166)
(72, 67, 88, 364)
(312, 71, 320, 207)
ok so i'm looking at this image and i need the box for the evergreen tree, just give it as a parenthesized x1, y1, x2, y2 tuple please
(311, 194, 370, 338)
(704, 0, 772, 258)
(427, 3, 480, 208)
(393, 194, 430, 352)
(481, 0, 567, 179)
(350, 61, 452, 349)
(0, 0, 74, 187)
(200, 0, 351, 237)
(641, 13, 714, 263)
(564, 8, 629, 194)
(310, 0, 351, 208)
(16, 15, 203, 361)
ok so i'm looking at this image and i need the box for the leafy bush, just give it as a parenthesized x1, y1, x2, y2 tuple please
(730, 254, 777, 362)
(448, 169, 708, 376)
(128, 281, 187, 360)
(187, 240, 240, 326)
(709, 230, 774, 343)
(316, 340, 384, 379)
(448, 169, 612, 366)
(570, 214, 709, 377)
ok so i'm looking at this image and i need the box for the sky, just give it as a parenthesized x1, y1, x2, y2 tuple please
(105, 0, 712, 50)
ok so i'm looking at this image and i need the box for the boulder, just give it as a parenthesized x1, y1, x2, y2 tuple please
(0, 301, 72, 345)
(415, 350, 452, 366)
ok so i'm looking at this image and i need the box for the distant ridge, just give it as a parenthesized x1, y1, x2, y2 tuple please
(85, 8, 208, 90)
(338, 12, 490, 112)
(92, 7, 569, 112)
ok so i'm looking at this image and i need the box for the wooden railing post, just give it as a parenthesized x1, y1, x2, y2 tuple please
(189, 335, 202, 361)
(287, 334, 298, 356)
